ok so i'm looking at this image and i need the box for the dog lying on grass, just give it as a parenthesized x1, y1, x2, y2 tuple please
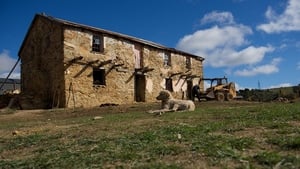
(147, 90, 195, 115)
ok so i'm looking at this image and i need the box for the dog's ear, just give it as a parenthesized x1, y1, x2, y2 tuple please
(163, 91, 170, 99)
(156, 91, 164, 100)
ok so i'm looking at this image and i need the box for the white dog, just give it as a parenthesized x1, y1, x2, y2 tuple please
(148, 90, 195, 115)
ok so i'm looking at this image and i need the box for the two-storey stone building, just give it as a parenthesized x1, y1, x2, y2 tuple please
(18, 14, 204, 109)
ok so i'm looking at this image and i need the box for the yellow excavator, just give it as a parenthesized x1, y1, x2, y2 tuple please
(193, 77, 237, 101)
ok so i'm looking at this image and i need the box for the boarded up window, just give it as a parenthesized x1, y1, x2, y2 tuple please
(93, 68, 106, 85)
(134, 45, 143, 68)
(92, 35, 104, 52)
(166, 78, 173, 92)
(163, 52, 171, 66)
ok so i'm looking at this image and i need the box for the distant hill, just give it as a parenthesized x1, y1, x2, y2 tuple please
(268, 85, 299, 95)
(238, 85, 300, 102)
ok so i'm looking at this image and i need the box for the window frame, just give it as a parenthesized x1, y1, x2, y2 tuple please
(93, 68, 106, 86)
(92, 34, 104, 53)
(163, 52, 171, 67)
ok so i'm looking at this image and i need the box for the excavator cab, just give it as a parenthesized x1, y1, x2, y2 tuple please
(198, 77, 237, 101)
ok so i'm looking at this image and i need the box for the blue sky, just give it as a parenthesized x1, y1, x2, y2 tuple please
(1, 0, 300, 89)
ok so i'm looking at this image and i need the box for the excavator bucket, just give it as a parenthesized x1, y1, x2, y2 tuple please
(206, 90, 215, 99)
(228, 82, 237, 98)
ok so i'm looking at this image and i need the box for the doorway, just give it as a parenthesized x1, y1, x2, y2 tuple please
(187, 79, 193, 100)
(134, 74, 146, 102)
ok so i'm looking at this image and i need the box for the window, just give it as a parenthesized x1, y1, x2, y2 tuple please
(93, 68, 106, 85)
(165, 78, 173, 92)
(163, 52, 171, 66)
(186, 56, 191, 69)
(92, 35, 104, 52)
(134, 45, 143, 68)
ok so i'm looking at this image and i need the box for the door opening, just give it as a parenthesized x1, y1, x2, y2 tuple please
(187, 80, 193, 100)
(134, 74, 146, 102)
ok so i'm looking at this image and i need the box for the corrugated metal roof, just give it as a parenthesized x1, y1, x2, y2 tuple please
(19, 13, 204, 61)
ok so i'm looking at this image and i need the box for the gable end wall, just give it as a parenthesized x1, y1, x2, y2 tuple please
(19, 16, 65, 109)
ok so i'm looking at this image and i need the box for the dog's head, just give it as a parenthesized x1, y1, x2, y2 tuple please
(156, 90, 173, 101)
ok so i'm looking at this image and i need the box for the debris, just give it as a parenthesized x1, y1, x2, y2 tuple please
(177, 133, 182, 139)
(274, 97, 289, 103)
(273, 159, 285, 169)
(12, 130, 20, 136)
(239, 159, 250, 169)
(93, 116, 103, 120)
(99, 103, 119, 107)
(177, 133, 182, 143)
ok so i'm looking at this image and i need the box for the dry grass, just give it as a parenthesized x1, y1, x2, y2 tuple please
(0, 101, 299, 168)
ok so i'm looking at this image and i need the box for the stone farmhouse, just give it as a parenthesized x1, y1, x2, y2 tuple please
(18, 14, 204, 109)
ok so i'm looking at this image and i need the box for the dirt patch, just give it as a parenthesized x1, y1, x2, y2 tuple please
(0, 102, 161, 139)
(0, 102, 160, 120)
(0, 109, 45, 120)
(288, 121, 300, 127)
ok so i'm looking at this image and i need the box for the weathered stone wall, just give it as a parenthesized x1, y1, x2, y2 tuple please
(19, 14, 203, 109)
(63, 27, 203, 108)
(145, 52, 203, 99)
(64, 28, 136, 107)
(19, 16, 65, 109)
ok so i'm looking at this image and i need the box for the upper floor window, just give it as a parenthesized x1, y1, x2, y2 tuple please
(186, 56, 191, 69)
(92, 35, 104, 52)
(134, 45, 143, 69)
(163, 52, 171, 66)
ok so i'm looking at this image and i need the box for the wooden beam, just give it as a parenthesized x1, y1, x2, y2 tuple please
(98, 60, 112, 67)
(65, 56, 83, 63)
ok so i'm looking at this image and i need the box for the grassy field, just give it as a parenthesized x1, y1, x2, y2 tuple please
(0, 101, 299, 169)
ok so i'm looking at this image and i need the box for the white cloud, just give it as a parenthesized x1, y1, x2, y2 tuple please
(203, 80, 210, 90)
(177, 25, 251, 54)
(234, 82, 243, 91)
(0, 50, 15, 72)
(268, 83, 293, 89)
(234, 58, 281, 76)
(297, 62, 300, 70)
(201, 11, 235, 25)
(279, 43, 287, 49)
(257, 0, 300, 33)
(265, 6, 277, 21)
(0, 50, 20, 79)
(177, 18, 274, 68)
(208, 45, 274, 67)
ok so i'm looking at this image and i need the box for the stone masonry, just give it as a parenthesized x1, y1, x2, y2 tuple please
(18, 14, 204, 109)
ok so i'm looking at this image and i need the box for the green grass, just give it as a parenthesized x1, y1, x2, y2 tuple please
(0, 101, 299, 168)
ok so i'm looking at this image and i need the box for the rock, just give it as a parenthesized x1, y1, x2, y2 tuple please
(12, 130, 19, 136)
(93, 116, 103, 120)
